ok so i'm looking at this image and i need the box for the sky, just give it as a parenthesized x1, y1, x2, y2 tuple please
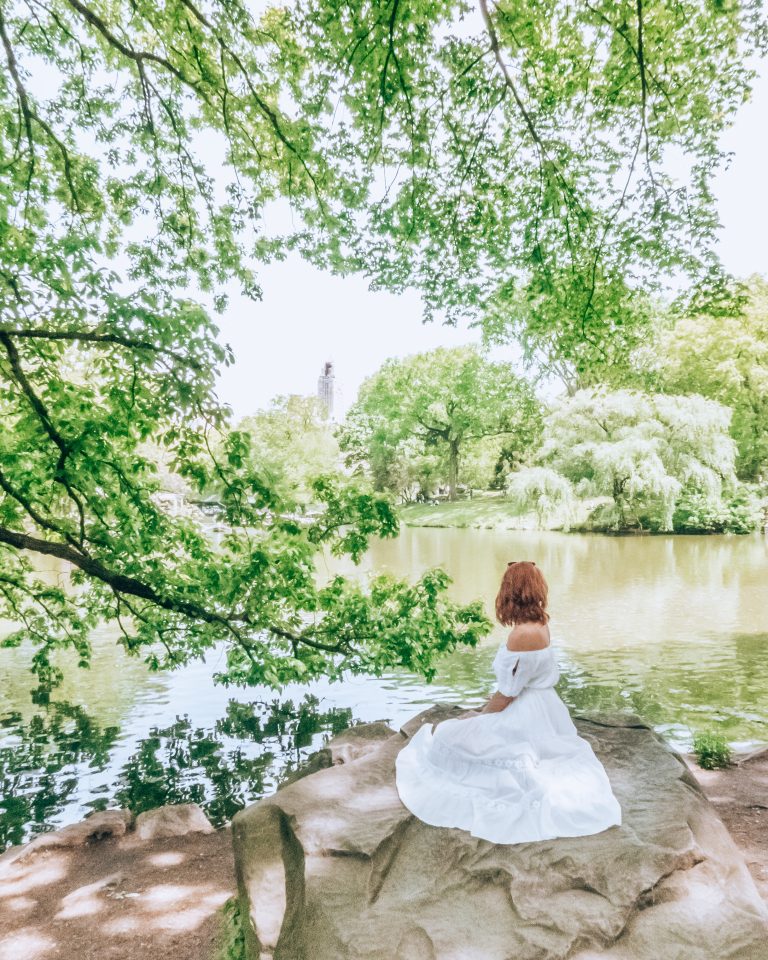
(214, 64, 768, 421)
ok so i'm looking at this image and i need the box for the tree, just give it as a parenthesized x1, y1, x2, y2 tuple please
(238, 395, 341, 500)
(650, 275, 768, 482)
(0, 0, 761, 688)
(0, 0, 490, 690)
(539, 389, 739, 531)
(340, 347, 541, 500)
(294, 0, 765, 375)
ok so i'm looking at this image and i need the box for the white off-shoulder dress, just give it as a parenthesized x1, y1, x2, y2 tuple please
(395, 639, 622, 844)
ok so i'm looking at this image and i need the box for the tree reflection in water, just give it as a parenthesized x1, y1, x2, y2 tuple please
(0, 695, 352, 850)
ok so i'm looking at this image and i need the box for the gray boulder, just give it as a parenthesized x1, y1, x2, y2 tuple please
(133, 802, 213, 840)
(232, 707, 768, 960)
(0, 809, 133, 875)
(278, 720, 398, 789)
(324, 720, 400, 764)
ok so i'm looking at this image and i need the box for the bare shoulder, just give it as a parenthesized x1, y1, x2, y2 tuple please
(506, 621, 551, 652)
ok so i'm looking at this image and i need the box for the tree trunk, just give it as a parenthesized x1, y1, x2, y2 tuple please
(448, 441, 460, 501)
(612, 476, 627, 530)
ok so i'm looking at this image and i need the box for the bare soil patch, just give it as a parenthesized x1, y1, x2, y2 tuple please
(0, 827, 235, 960)
(683, 749, 768, 904)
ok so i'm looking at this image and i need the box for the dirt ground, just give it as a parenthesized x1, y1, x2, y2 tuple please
(683, 749, 768, 904)
(1, 754, 767, 960)
(0, 827, 236, 960)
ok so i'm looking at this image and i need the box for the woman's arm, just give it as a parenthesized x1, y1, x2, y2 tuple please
(429, 692, 515, 733)
(480, 691, 515, 713)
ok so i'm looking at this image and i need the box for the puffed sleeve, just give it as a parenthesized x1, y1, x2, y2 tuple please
(493, 651, 529, 697)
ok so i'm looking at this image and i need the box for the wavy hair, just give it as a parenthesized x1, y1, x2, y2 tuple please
(495, 561, 549, 626)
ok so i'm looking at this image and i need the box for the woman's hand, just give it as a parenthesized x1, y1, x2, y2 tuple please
(430, 707, 482, 734)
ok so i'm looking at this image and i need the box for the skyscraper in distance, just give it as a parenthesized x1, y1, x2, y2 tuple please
(317, 360, 335, 419)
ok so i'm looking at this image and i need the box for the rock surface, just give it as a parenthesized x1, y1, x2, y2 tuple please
(0, 809, 134, 875)
(134, 803, 214, 840)
(0, 802, 214, 876)
(279, 720, 398, 789)
(232, 706, 768, 960)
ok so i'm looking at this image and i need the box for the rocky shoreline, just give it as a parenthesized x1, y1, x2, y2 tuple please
(2, 714, 768, 960)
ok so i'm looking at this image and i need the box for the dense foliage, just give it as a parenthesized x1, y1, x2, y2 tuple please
(671, 491, 762, 535)
(237, 395, 340, 500)
(0, 0, 497, 689)
(340, 347, 541, 500)
(293, 0, 766, 374)
(649, 275, 768, 482)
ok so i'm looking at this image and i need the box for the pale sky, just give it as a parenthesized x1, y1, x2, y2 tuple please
(215, 65, 768, 421)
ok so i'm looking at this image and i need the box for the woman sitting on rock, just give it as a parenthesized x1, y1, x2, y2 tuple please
(395, 560, 622, 844)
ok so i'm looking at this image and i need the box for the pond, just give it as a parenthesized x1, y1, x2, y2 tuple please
(2, 528, 767, 849)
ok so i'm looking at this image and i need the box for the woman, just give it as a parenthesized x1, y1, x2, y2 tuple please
(395, 561, 622, 844)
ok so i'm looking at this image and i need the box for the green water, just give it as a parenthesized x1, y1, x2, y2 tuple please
(1, 528, 767, 848)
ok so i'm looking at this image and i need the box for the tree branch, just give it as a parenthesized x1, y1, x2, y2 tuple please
(0, 331, 89, 543)
(0, 326, 206, 371)
(478, 0, 587, 222)
(0, 7, 36, 203)
(0, 524, 350, 659)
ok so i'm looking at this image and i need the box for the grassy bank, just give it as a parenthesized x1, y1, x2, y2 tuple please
(399, 495, 765, 535)
(399, 499, 537, 530)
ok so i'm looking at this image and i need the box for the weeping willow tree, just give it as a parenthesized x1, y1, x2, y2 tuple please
(539, 389, 741, 531)
(0, 0, 763, 687)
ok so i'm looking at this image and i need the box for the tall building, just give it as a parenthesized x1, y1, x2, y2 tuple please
(317, 360, 335, 419)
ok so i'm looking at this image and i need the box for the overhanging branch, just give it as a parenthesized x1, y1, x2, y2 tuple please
(0, 326, 206, 371)
(0, 524, 349, 657)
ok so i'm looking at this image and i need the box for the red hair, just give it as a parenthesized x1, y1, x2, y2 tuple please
(495, 561, 549, 626)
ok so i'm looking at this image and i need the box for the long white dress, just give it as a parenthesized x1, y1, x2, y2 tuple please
(395, 639, 622, 844)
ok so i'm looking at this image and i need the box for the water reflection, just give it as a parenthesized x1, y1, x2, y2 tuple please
(0, 701, 120, 849)
(0, 696, 352, 849)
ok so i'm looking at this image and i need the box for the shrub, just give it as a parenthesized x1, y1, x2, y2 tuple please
(672, 490, 763, 534)
(692, 731, 732, 770)
(215, 897, 246, 960)
(584, 500, 645, 532)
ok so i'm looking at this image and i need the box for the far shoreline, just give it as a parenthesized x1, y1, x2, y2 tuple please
(399, 497, 765, 536)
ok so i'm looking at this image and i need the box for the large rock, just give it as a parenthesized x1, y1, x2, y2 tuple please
(232, 707, 768, 960)
(278, 720, 398, 789)
(134, 802, 213, 840)
(324, 720, 400, 764)
(0, 809, 133, 875)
